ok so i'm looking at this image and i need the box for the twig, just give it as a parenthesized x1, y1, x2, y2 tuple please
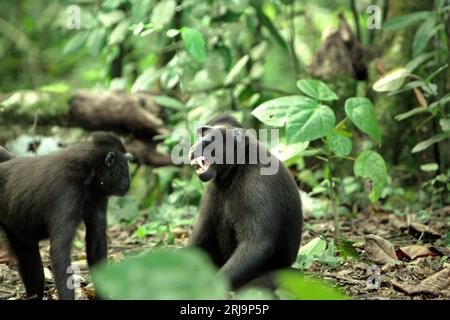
(350, 0, 361, 41)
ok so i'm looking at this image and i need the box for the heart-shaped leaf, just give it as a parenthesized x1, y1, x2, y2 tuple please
(252, 95, 309, 127)
(286, 98, 335, 143)
(327, 131, 352, 157)
(296, 79, 338, 101)
(345, 97, 381, 144)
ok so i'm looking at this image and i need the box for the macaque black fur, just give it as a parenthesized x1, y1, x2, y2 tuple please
(189, 114, 303, 289)
(0, 132, 131, 300)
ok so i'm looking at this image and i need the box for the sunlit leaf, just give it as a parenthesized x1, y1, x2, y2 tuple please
(252, 96, 308, 127)
(354, 150, 388, 203)
(372, 68, 411, 92)
(277, 270, 348, 300)
(286, 98, 335, 143)
(181, 27, 206, 63)
(296, 79, 338, 101)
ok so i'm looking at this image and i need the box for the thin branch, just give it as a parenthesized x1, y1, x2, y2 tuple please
(350, 0, 361, 41)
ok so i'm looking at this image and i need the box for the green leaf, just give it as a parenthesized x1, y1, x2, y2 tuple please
(151, 0, 176, 26)
(252, 95, 308, 127)
(327, 131, 352, 157)
(153, 95, 184, 110)
(372, 68, 410, 92)
(383, 11, 430, 30)
(395, 106, 431, 121)
(271, 141, 309, 162)
(98, 10, 126, 27)
(354, 151, 388, 203)
(420, 163, 439, 172)
(412, 133, 448, 153)
(286, 98, 335, 143)
(109, 20, 130, 45)
(63, 31, 89, 54)
(92, 248, 229, 299)
(440, 118, 450, 132)
(345, 97, 381, 144)
(224, 55, 249, 85)
(412, 16, 437, 57)
(296, 237, 327, 268)
(181, 27, 206, 63)
(87, 27, 107, 55)
(296, 79, 338, 101)
(277, 271, 348, 300)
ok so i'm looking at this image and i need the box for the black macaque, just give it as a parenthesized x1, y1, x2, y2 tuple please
(0, 146, 12, 163)
(188, 114, 303, 289)
(0, 132, 132, 300)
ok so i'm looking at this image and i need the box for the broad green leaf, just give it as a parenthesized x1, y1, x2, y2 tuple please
(420, 163, 439, 172)
(297, 237, 327, 268)
(153, 95, 184, 110)
(271, 141, 309, 162)
(413, 17, 437, 57)
(224, 55, 249, 85)
(151, 0, 176, 26)
(109, 20, 130, 45)
(63, 31, 89, 54)
(440, 118, 450, 132)
(98, 10, 126, 27)
(372, 68, 410, 92)
(252, 95, 308, 127)
(130, 0, 155, 23)
(277, 271, 348, 300)
(92, 248, 229, 299)
(296, 79, 338, 101)
(87, 27, 107, 55)
(286, 98, 335, 143)
(354, 151, 388, 203)
(345, 97, 381, 144)
(327, 131, 352, 157)
(181, 27, 206, 63)
(412, 133, 448, 153)
(383, 11, 430, 30)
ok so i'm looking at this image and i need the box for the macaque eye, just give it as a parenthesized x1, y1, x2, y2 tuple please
(105, 152, 116, 167)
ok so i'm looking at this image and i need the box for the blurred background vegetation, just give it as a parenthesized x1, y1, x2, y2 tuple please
(0, 0, 449, 299)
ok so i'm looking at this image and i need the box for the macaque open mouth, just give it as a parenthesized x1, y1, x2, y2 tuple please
(190, 156, 210, 175)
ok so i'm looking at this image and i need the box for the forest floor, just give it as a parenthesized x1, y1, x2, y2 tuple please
(0, 206, 449, 300)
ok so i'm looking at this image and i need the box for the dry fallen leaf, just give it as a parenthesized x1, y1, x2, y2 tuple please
(409, 222, 441, 241)
(397, 245, 436, 260)
(392, 267, 450, 296)
(365, 234, 399, 265)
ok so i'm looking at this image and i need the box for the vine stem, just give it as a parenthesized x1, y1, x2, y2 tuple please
(327, 157, 340, 239)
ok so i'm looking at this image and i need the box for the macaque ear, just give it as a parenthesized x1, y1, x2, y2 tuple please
(123, 153, 134, 161)
(197, 126, 212, 137)
(105, 152, 116, 167)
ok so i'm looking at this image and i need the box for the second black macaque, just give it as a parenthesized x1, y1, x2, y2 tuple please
(189, 114, 303, 289)
(0, 132, 132, 300)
